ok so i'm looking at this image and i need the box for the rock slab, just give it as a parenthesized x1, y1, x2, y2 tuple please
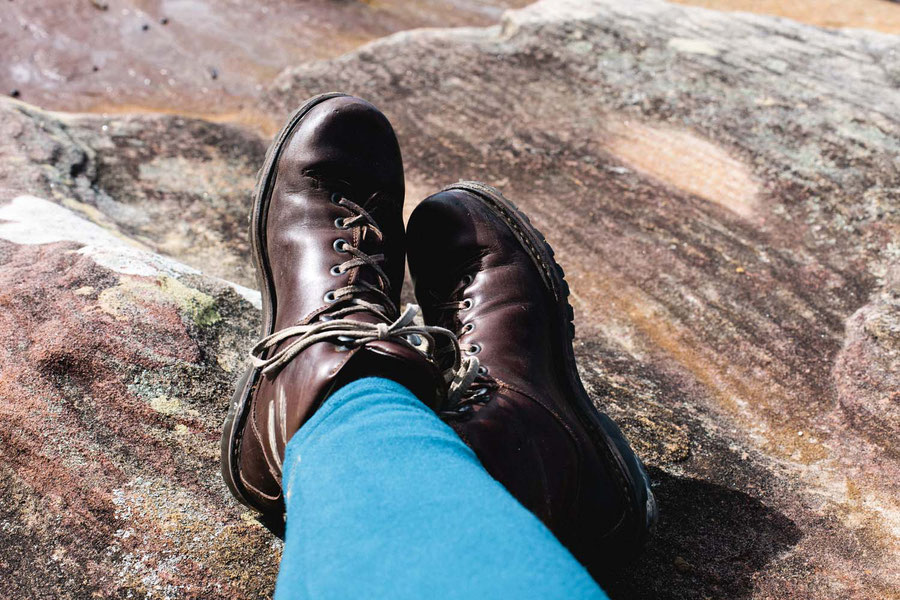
(1, 1, 898, 598)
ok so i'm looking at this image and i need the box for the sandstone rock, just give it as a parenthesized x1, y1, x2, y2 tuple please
(834, 265, 900, 457)
(0, 195, 273, 597)
(0, 0, 528, 117)
(263, 0, 900, 596)
(0, 100, 264, 287)
(1, 0, 898, 598)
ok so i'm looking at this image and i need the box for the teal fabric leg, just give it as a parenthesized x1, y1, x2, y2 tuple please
(274, 376, 608, 600)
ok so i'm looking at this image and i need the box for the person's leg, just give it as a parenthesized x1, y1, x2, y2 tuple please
(274, 377, 609, 600)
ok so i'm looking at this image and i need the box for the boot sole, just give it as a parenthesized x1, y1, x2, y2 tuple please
(220, 92, 350, 515)
(442, 181, 658, 561)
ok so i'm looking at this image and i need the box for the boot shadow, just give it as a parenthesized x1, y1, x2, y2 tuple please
(603, 467, 802, 600)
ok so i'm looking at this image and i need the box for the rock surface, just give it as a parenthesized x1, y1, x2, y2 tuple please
(0, 0, 527, 119)
(673, 0, 900, 34)
(0, 197, 272, 598)
(1, 0, 898, 598)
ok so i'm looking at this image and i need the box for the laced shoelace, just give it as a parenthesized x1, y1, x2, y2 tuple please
(442, 369, 497, 416)
(249, 193, 479, 401)
(429, 275, 497, 411)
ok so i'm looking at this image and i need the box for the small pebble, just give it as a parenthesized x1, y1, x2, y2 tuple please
(160, 17, 169, 25)
(10, 89, 20, 98)
(673, 556, 692, 574)
(141, 23, 150, 31)
(90, 0, 109, 10)
(92, 65, 100, 72)
(208, 67, 218, 80)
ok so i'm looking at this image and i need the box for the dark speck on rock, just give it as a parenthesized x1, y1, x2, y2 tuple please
(142, 23, 150, 31)
(209, 67, 219, 80)
(92, 65, 99, 72)
(160, 17, 169, 25)
(90, 0, 108, 10)
(673, 556, 693, 574)
(10, 89, 20, 98)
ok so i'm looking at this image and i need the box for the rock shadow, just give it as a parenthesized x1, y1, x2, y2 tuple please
(603, 468, 802, 600)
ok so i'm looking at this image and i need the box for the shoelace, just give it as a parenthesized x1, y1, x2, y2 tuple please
(251, 303, 473, 378)
(429, 275, 496, 410)
(248, 193, 479, 403)
(327, 196, 396, 316)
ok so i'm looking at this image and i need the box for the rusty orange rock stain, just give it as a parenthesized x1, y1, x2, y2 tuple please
(673, 0, 900, 35)
(605, 119, 759, 218)
(563, 256, 830, 465)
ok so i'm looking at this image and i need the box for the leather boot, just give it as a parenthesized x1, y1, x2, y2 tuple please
(407, 181, 657, 577)
(220, 94, 451, 524)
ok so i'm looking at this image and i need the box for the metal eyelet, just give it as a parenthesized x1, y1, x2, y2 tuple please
(461, 298, 474, 310)
(477, 365, 488, 376)
(466, 343, 481, 355)
(330, 265, 344, 276)
(334, 217, 348, 229)
(333, 239, 349, 253)
(324, 290, 337, 303)
(461, 274, 474, 286)
(330, 193, 342, 205)
(407, 334, 423, 347)
(460, 322, 476, 335)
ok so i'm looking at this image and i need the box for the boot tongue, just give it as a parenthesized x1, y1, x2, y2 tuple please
(339, 308, 386, 326)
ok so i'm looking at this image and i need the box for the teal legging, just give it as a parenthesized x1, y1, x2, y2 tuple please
(274, 377, 608, 599)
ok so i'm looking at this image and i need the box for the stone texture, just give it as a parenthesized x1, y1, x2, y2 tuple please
(0, 197, 273, 598)
(673, 0, 900, 35)
(0, 100, 264, 287)
(1, 0, 898, 598)
(0, 0, 528, 118)
(833, 266, 900, 457)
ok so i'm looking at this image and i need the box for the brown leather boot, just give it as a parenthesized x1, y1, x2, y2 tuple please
(407, 182, 657, 577)
(220, 93, 450, 524)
